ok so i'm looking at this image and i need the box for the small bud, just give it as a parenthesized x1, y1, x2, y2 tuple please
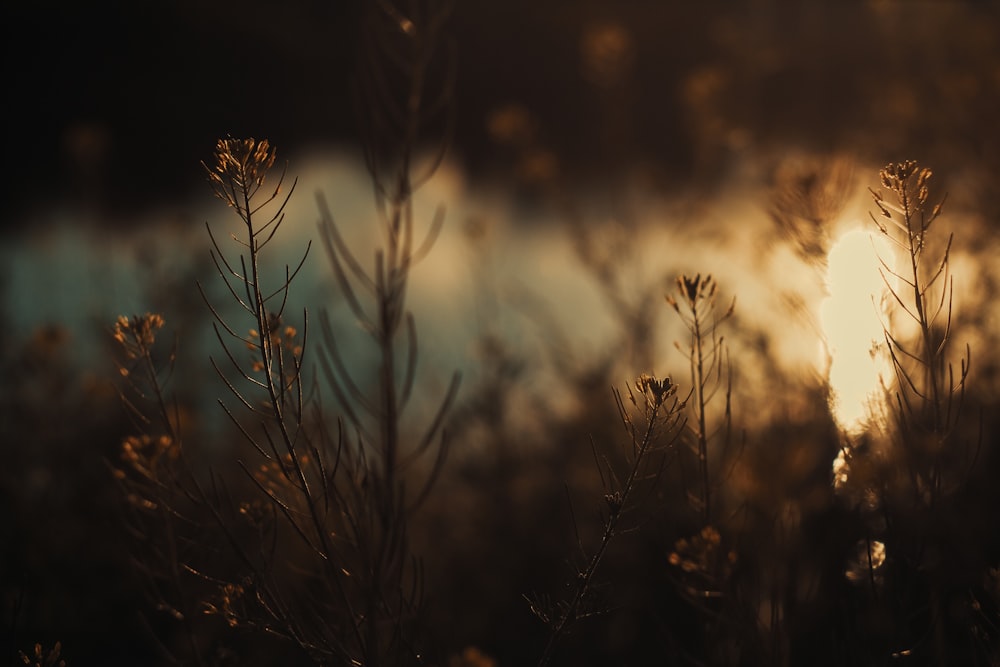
(604, 491, 623, 514)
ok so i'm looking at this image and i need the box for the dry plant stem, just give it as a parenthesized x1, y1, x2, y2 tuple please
(691, 298, 711, 521)
(202, 140, 378, 662)
(140, 350, 205, 667)
(113, 316, 208, 667)
(204, 146, 325, 549)
(869, 161, 973, 665)
(667, 274, 734, 523)
(120, 323, 313, 663)
(316, 3, 459, 664)
(537, 376, 683, 667)
(870, 161, 969, 507)
(317, 178, 457, 664)
(117, 3, 457, 661)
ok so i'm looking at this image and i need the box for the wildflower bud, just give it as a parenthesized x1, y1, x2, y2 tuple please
(917, 168, 931, 190)
(681, 274, 701, 302)
(604, 491, 623, 514)
(204, 137, 277, 204)
(634, 373, 674, 408)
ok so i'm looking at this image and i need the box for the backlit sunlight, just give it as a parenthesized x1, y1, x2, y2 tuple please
(819, 229, 894, 434)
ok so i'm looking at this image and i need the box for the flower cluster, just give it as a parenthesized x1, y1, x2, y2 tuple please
(877, 159, 936, 205)
(634, 373, 677, 409)
(246, 320, 302, 374)
(203, 581, 246, 629)
(666, 273, 718, 313)
(114, 434, 179, 498)
(112, 313, 165, 361)
(204, 137, 277, 207)
(870, 159, 944, 244)
(668, 525, 737, 594)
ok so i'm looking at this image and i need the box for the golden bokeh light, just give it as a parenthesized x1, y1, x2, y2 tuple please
(819, 229, 893, 433)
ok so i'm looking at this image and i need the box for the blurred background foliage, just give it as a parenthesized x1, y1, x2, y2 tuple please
(4, 1, 1000, 223)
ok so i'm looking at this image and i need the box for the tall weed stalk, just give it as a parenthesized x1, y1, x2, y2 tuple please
(530, 374, 685, 666)
(666, 273, 736, 524)
(313, 0, 459, 662)
(112, 2, 458, 663)
(858, 160, 980, 663)
(869, 160, 974, 506)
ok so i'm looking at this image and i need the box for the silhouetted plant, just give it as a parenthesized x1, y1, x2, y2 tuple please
(834, 159, 986, 664)
(666, 273, 736, 524)
(530, 373, 685, 666)
(111, 0, 458, 663)
(869, 160, 975, 506)
(665, 274, 775, 665)
(311, 0, 459, 662)
(111, 311, 218, 666)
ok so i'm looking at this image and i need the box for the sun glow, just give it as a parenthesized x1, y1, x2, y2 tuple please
(819, 229, 894, 433)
